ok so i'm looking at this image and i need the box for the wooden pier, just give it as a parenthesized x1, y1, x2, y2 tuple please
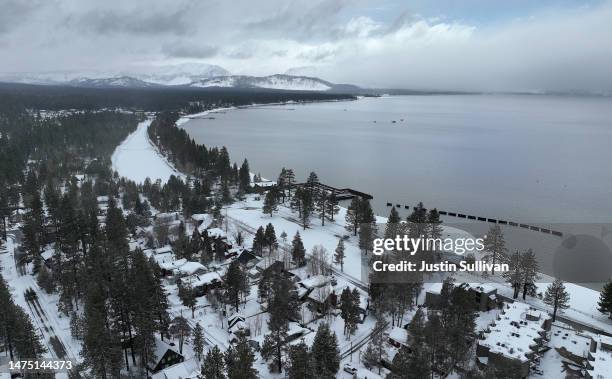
(386, 202, 563, 237)
(293, 182, 373, 200)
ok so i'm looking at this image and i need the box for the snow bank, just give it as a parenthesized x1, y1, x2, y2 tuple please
(111, 119, 184, 184)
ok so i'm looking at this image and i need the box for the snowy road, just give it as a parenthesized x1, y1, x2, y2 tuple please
(111, 119, 184, 184)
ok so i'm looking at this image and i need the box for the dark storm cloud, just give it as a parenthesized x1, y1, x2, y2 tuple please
(0, 0, 42, 34)
(245, 0, 350, 42)
(162, 42, 218, 58)
(70, 6, 196, 35)
(0, 0, 611, 93)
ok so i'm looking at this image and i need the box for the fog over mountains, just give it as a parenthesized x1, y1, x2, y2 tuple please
(0, 63, 366, 93)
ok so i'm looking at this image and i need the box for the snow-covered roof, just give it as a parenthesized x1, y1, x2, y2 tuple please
(183, 270, 224, 287)
(155, 245, 173, 255)
(298, 275, 330, 290)
(206, 227, 226, 239)
(426, 282, 444, 295)
(463, 282, 497, 294)
(41, 248, 54, 261)
(389, 326, 409, 346)
(550, 327, 591, 359)
(479, 302, 550, 362)
(159, 258, 187, 271)
(588, 335, 612, 379)
(175, 261, 206, 276)
(155, 211, 179, 220)
(96, 195, 109, 203)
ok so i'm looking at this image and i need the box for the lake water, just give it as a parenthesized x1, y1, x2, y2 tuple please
(182, 95, 612, 224)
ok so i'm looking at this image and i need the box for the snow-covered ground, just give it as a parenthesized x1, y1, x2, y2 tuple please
(111, 119, 184, 184)
(0, 233, 79, 379)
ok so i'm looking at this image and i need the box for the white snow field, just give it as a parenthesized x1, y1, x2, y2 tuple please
(111, 119, 184, 184)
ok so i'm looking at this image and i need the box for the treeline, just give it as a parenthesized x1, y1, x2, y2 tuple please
(0, 274, 47, 364)
(148, 112, 234, 178)
(1, 110, 138, 240)
(0, 82, 354, 112)
(21, 167, 171, 377)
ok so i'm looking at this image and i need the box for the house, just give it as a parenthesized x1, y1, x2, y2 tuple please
(149, 340, 185, 374)
(151, 358, 199, 379)
(228, 313, 249, 336)
(40, 248, 54, 269)
(155, 212, 180, 224)
(180, 270, 224, 297)
(388, 326, 410, 349)
(191, 213, 213, 230)
(235, 249, 259, 267)
(174, 261, 206, 277)
(476, 302, 552, 378)
(425, 282, 499, 312)
(459, 283, 499, 311)
(286, 323, 311, 343)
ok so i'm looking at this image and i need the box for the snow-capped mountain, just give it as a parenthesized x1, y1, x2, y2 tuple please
(133, 63, 229, 86)
(190, 74, 338, 91)
(68, 76, 156, 88)
(0, 63, 230, 87)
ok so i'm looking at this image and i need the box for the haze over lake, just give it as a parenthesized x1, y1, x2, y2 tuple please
(182, 95, 612, 224)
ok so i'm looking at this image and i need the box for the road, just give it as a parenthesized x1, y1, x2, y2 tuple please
(3, 229, 78, 362)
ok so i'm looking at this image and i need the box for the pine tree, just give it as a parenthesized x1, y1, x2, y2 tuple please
(169, 315, 191, 355)
(315, 190, 328, 226)
(263, 188, 278, 217)
(202, 345, 226, 379)
(483, 225, 507, 275)
(406, 202, 427, 238)
(358, 199, 377, 254)
(223, 261, 248, 312)
(311, 323, 340, 379)
(262, 267, 298, 372)
(544, 279, 570, 322)
(334, 238, 345, 272)
(238, 159, 250, 193)
(81, 280, 122, 378)
(226, 336, 257, 379)
(384, 206, 401, 239)
(362, 318, 388, 374)
(306, 171, 319, 197)
(295, 187, 313, 230)
(339, 287, 353, 335)
(325, 191, 340, 222)
(37, 264, 55, 294)
(503, 250, 523, 299)
(291, 231, 306, 267)
(287, 342, 314, 379)
(520, 249, 539, 299)
(345, 197, 361, 236)
(285, 168, 296, 200)
(598, 279, 612, 319)
(221, 179, 232, 204)
(427, 208, 443, 239)
(264, 223, 277, 254)
(252, 226, 266, 255)
(277, 167, 288, 203)
(192, 323, 204, 362)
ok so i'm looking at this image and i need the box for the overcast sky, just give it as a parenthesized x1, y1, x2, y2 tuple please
(1, 0, 611, 92)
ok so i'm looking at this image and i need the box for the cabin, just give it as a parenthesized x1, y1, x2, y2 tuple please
(180, 270, 224, 297)
(228, 313, 250, 337)
(149, 340, 185, 374)
(388, 326, 410, 350)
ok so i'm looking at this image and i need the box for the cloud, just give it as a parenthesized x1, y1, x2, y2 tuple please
(0, 0, 43, 34)
(0, 0, 611, 92)
(162, 42, 218, 58)
(69, 6, 196, 36)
